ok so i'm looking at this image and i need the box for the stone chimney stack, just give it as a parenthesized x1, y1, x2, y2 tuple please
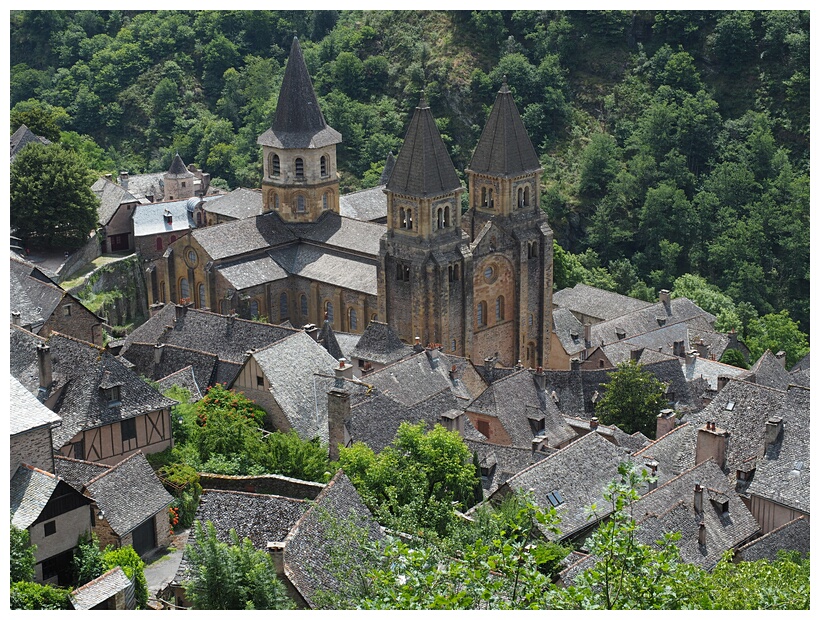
(570, 357, 581, 372)
(484, 355, 497, 383)
(425, 347, 440, 369)
(656, 409, 676, 439)
(174, 304, 187, 321)
(685, 350, 699, 366)
(533, 366, 546, 391)
(775, 351, 787, 368)
(154, 343, 164, 367)
(267, 541, 286, 577)
(413, 336, 424, 353)
(694, 483, 704, 514)
(448, 364, 458, 383)
(698, 520, 706, 546)
(11, 311, 21, 326)
(763, 416, 783, 454)
(659, 289, 671, 306)
(583, 323, 592, 348)
(119, 171, 129, 190)
(303, 323, 318, 340)
(716, 376, 730, 392)
(589, 416, 599, 431)
(37, 343, 53, 393)
(327, 359, 353, 462)
(696, 421, 729, 470)
(646, 460, 659, 491)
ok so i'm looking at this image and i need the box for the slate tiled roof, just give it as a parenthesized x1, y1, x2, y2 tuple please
(10, 251, 60, 284)
(167, 153, 193, 177)
(789, 367, 810, 388)
(745, 385, 809, 513)
(467, 79, 541, 177)
(251, 331, 339, 441)
(83, 452, 173, 537)
(364, 349, 462, 407)
(467, 369, 576, 450)
(735, 516, 810, 562)
(122, 304, 297, 365)
(10, 375, 61, 435)
(283, 470, 385, 609)
(9, 325, 45, 392)
(332, 331, 361, 361)
(121, 342, 223, 393)
(745, 349, 793, 390)
(589, 297, 715, 348)
(190, 212, 296, 260)
(552, 307, 586, 356)
(497, 432, 636, 540)
(10, 124, 51, 159)
(155, 365, 204, 402)
(562, 415, 651, 453)
(465, 439, 550, 497)
(16, 333, 178, 450)
(271, 244, 378, 295)
(790, 352, 810, 373)
(552, 283, 653, 323)
(91, 177, 140, 226)
(203, 187, 264, 220)
(678, 354, 749, 391)
(339, 185, 388, 222)
(631, 459, 759, 568)
(289, 211, 384, 257)
(10, 265, 68, 332)
(70, 566, 133, 610)
(133, 198, 199, 237)
(386, 94, 461, 197)
(349, 320, 413, 366)
(317, 320, 343, 361)
(216, 253, 289, 290)
(54, 455, 111, 491)
(10, 464, 61, 528)
(257, 37, 341, 150)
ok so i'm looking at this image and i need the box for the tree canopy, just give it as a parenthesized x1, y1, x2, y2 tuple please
(595, 361, 668, 437)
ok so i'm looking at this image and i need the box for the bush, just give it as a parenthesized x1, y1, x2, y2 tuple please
(10, 524, 35, 583)
(102, 546, 148, 609)
(10, 581, 72, 610)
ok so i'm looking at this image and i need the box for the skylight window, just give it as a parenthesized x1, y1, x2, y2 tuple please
(546, 490, 564, 507)
(725, 401, 735, 411)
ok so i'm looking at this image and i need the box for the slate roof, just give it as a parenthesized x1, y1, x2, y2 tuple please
(190, 211, 296, 260)
(465, 438, 550, 497)
(155, 365, 204, 402)
(745, 349, 793, 390)
(10, 251, 60, 284)
(258, 37, 341, 150)
(9, 325, 45, 392)
(678, 354, 750, 391)
(552, 307, 586, 356)
(386, 94, 461, 197)
(10, 375, 61, 436)
(70, 566, 133, 610)
(364, 349, 465, 407)
(563, 415, 651, 453)
(744, 384, 810, 513)
(10, 263, 71, 333)
(317, 319, 343, 361)
(289, 211, 384, 257)
(497, 432, 636, 540)
(332, 331, 361, 361)
(167, 153, 193, 178)
(10, 464, 62, 529)
(631, 459, 760, 568)
(790, 352, 810, 373)
(251, 331, 339, 441)
(121, 342, 225, 394)
(91, 177, 140, 226)
(467, 369, 576, 450)
(216, 253, 289, 290)
(789, 367, 810, 388)
(270, 244, 378, 295)
(735, 516, 810, 562)
(117, 171, 165, 203)
(283, 470, 385, 609)
(122, 304, 297, 365)
(552, 283, 653, 323)
(132, 197, 209, 237)
(339, 185, 388, 222)
(589, 297, 715, 347)
(10, 124, 51, 159)
(53, 455, 111, 491)
(468, 79, 541, 176)
(82, 452, 173, 537)
(349, 320, 413, 366)
(13, 332, 177, 450)
(203, 187, 265, 220)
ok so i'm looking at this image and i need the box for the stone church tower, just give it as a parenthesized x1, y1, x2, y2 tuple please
(380, 81, 553, 368)
(257, 37, 341, 222)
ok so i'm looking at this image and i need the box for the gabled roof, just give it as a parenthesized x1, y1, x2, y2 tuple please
(498, 431, 636, 540)
(552, 283, 653, 323)
(70, 566, 133, 610)
(10, 464, 86, 529)
(257, 37, 341, 150)
(468, 79, 541, 177)
(289, 211, 384, 257)
(81, 452, 173, 537)
(270, 244, 378, 296)
(10, 263, 70, 332)
(91, 177, 140, 226)
(155, 365, 204, 402)
(790, 351, 810, 373)
(283, 470, 385, 609)
(190, 211, 296, 260)
(216, 253, 289, 291)
(120, 342, 227, 394)
(465, 438, 550, 497)
(10, 124, 51, 159)
(552, 307, 586, 356)
(10, 375, 61, 436)
(746, 349, 793, 390)
(115, 171, 165, 203)
(317, 320, 343, 361)
(735, 516, 810, 562)
(386, 94, 461, 198)
(202, 187, 264, 220)
(54, 455, 111, 491)
(349, 320, 412, 366)
(339, 185, 388, 222)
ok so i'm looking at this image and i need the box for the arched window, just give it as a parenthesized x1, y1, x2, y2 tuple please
(296, 195, 306, 213)
(273, 194, 280, 210)
(488, 188, 494, 209)
(529, 313, 534, 327)
(325, 301, 334, 323)
(322, 192, 329, 211)
(371, 313, 378, 323)
(295, 158, 304, 179)
(444, 205, 451, 227)
(170, 235, 177, 244)
(196, 211, 202, 225)
(271, 154, 280, 177)
(437, 208, 444, 229)
(179, 278, 189, 301)
(451, 339, 457, 351)
(250, 299, 259, 318)
(198, 284, 206, 309)
(481, 187, 487, 208)
(517, 187, 524, 207)
(159, 282, 166, 303)
(399, 207, 407, 229)
(406, 208, 413, 229)
(477, 301, 487, 327)
(320, 155, 328, 177)
(300, 294, 308, 316)
(349, 308, 358, 331)
(156, 237, 163, 251)
(523, 186, 530, 206)
(496, 296, 505, 321)
(280, 292, 289, 320)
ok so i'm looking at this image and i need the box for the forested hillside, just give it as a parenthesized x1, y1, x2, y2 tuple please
(10, 10, 809, 334)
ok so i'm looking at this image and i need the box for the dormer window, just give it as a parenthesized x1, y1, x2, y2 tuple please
(103, 385, 121, 405)
(615, 328, 626, 340)
(163, 210, 173, 225)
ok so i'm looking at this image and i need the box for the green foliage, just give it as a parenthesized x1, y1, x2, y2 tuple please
(578, 132, 620, 198)
(718, 348, 749, 370)
(184, 520, 294, 610)
(261, 430, 334, 482)
(11, 142, 99, 249)
(102, 546, 148, 609)
(704, 551, 810, 609)
(196, 384, 265, 428)
(10, 524, 36, 583)
(744, 310, 809, 369)
(72, 532, 106, 587)
(10, 581, 72, 610)
(10, 98, 70, 141)
(340, 421, 482, 537)
(671, 273, 736, 317)
(157, 461, 202, 529)
(595, 361, 668, 438)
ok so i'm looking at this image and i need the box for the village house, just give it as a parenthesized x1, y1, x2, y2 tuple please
(10, 123, 50, 160)
(10, 375, 61, 477)
(69, 566, 136, 610)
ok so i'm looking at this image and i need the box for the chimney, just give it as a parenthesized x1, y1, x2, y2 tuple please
(174, 304, 187, 321)
(484, 355, 496, 382)
(119, 171, 129, 189)
(583, 323, 592, 348)
(694, 483, 704, 514)
(440, 410, 464, 435)
(673, 340, 685, 357)
(149, 302, 165, 317)
(727, 330, 738, 348)
(413, 336, 424, 353)
(425, 347, 440, 369)
(531, 436, 547, 453)
(533, 366, 546, 391)
(267, 542, 286, 578)
(327, 360, 353, 462)
(449, 364, 458, 382)
(646, 460, 659, 491)
(154, 343, 164, 367)
(104, 173, 113, 181)
(163, 209, 173, 225)
(515, 359, 524, 370)
(763, 416, 783, 453)
(589, 416, 599, 431)
(570, 358, 581, 371)
(11, 311, 21, 326)
(37, 343, 53, 392)
(775, 351, 787, 368)
(716, 375, 731, 392)
(695, 421, 729, 470)
(656, 409, 676, 439)
(694, 339, 710, 359)
(302, 323, 318, 340)
(659, 289, 671, 306)
(685, 350, 699, 366)
(698, 521, 706, 546)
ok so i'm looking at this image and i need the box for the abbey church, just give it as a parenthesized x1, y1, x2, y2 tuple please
(149, 37, 553, 369)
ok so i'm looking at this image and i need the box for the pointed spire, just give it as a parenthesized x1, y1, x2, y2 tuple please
(386, 99, 460, 197)
(167, 152, 190, 176)
(257, 36, 341, 149)
(468, 78, 540, 176)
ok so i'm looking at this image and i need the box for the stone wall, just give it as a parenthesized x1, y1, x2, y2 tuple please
(58, 231, 102, 280)
(199, 472, 325, 500)
(10, 428, 54, 478)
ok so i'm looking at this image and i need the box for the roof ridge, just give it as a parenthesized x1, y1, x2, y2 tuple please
(19, 462, 58, 478)
(201, 488, 308, 503)
(634, 421, 690, 455)
(85, 450, 145, 487)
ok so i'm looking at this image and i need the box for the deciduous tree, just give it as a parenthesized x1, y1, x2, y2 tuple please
(595, 361, 668, 437)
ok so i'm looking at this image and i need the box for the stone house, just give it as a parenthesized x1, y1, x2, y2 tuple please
(70, 566, 136, 610)
(91, 176, 140, 253)
(10, 375, 61, 478)
(202, 187, 265, 225)
(10, 123, 51, 160)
